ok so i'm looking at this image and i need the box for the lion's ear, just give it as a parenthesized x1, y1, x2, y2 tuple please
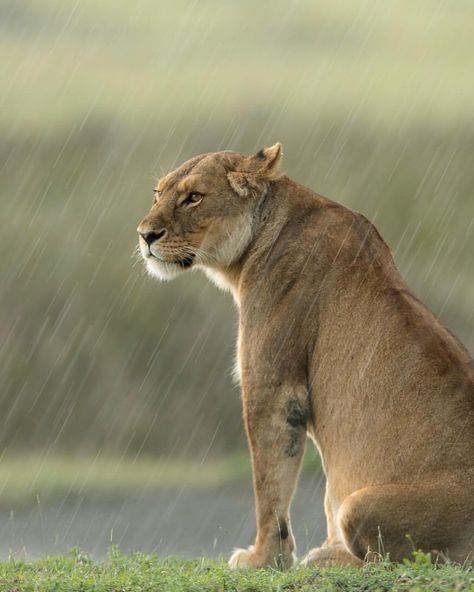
(227, 172, 251, 197)
(227, 171, 267, 197)
(227, 143, 283, 197)
(249, 142, 283, 179)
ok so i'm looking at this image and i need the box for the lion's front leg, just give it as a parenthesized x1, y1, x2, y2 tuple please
(229, 384, 309, 569)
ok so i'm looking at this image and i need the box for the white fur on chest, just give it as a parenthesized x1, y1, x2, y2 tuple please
(202, 267, 233, 293)
(198, 267, 241, 382)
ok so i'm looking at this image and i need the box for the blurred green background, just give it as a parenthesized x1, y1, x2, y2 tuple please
(0, 0, 473, 507)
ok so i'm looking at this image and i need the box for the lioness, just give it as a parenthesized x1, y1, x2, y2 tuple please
(137, 143, 474, 568)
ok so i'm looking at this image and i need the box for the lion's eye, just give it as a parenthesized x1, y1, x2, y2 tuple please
(182, 192, 204, 207)
(153, 189, 162, 203)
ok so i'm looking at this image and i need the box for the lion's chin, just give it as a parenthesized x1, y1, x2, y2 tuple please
(145, 256, 193, 281)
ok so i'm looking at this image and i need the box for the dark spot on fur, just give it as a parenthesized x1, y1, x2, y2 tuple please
(176, 254, 195, 268)
(286, 430, 302, 457)
(286, 398, 309, 428)
(278, 520, 288, 540)
(256, 148, 266, 160)
(285, 399, 309, 457)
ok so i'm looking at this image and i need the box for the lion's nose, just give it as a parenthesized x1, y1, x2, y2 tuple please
(139, 229, 167, 246)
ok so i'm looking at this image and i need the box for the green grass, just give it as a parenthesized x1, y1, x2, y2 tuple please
(0, 447, 322, 507)
(0, 549, 472, 592)
(0, 453, 249, 507)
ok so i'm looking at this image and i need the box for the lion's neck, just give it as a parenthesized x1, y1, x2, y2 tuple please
(201, 245, 252, 304)
(201, 182, 289, 305)
(201, 266, 240, 302)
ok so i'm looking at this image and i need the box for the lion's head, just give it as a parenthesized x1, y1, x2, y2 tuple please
(137, 143, 283, 281)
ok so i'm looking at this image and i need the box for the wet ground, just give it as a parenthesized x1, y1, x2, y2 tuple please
(0, 475, 326, 560)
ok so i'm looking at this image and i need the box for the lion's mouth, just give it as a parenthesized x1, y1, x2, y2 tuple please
(150, 254, 195, 268)
(146, 251, 195, 269)
(175, 254, 195, 269)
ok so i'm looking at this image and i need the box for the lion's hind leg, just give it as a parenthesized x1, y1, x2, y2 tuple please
(301, 482, 364, 567)
(300, 542, 363, 567)
(337, 481, 474, 565)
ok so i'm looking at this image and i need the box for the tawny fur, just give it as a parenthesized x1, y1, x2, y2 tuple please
(137, 143, 474, 569)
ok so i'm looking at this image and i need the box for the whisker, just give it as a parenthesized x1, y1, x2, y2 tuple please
(191, 246, 219, 263)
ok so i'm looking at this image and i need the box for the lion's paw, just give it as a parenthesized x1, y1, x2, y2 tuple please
(228, 545, 296, 569)
(228, 546, 258, 569)
(300, 544, 362, 567)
